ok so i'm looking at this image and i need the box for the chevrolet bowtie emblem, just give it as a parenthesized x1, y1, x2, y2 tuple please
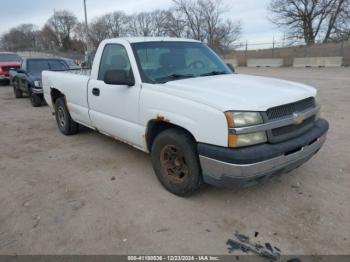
(293, 112, 305, 125)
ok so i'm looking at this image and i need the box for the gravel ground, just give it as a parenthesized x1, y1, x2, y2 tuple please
(0, 68, 349, 255)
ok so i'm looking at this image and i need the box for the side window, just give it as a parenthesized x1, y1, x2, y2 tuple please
(98, 44, 131, 81)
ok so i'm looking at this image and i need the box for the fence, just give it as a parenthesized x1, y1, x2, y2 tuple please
(4, 40, 350, 67)
(222, 40, 350, 67)
(14, 50, 85, 63)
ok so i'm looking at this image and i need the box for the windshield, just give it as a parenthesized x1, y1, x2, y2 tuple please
(131, 42, 231, 83)
(27, 60, 50, 73)
(0, 54, 21, 62)
(27, 59, 67, 74)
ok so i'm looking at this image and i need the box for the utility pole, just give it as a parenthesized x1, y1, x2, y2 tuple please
(83, 0, 91, 66)
(83, 0, 89, 49)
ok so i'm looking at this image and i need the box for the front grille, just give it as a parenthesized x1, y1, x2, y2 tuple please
(2, 66, 20, 72)
(267, 97, 316, 120)
(272, 116, 315, 137)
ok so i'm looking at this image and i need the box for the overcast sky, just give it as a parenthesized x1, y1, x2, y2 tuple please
(0, 0, 283, 45)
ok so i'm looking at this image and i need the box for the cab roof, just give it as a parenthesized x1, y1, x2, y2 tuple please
(108, 37, 201, 44)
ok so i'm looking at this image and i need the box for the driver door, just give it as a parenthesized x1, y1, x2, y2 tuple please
(88, 44, 143, 147)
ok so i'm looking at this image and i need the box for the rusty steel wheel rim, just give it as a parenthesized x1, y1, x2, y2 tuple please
(160, 145, 189, 183)
(57, 106, 66, 128)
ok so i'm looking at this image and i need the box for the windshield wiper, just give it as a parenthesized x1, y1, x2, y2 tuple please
(156, 74, 195, 83)
(200, 71, 228, 77)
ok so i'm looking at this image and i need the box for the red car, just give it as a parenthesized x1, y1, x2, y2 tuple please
(0, 52, 22, 84)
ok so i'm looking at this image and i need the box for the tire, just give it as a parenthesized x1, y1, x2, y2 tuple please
(30, 92, 43, 107)
(13, 80, 23, 98)
(55, 97, 79, 135)
(151, 128, 202, 196)
(1, 79, 10, 86)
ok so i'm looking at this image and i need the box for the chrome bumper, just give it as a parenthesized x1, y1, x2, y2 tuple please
(200, 133, 327, 187)
(32, 88, 43, 94)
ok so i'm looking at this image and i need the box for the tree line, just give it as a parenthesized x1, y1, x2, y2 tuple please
(269, 0, 350, 44)
(1, 0, 349, 54)
(0, 0, 242, 54)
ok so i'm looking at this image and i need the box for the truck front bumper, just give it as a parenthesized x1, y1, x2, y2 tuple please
(198, 119, 329, 187)
(32, 87, 43, 94)
(0, 74, 9, 80)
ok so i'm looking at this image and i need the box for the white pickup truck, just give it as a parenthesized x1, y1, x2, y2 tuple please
(43, 37, 329, 196)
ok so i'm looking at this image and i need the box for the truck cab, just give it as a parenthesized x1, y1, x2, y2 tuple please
(42, 37, 329, 196)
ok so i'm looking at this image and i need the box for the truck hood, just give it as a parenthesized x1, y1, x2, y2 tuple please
(153, 74, 317, 111)
(0, 61, 21, 68)
(28, 72, 42, 81)
(0, 61, 21, 66)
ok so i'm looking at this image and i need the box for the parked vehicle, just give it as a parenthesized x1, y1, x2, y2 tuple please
(61, 58, 81, 70)
(42, 37, 329, 196)
(0, 52, 21, 85)
(11, 57, 69, 107)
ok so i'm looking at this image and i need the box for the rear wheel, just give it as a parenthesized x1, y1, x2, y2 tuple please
(55, 97, 79, 135)
(151, 128, 202, 196)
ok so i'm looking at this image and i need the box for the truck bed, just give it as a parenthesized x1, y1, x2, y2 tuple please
(66, 68, 91, 76)
(42, 70, 92, 127)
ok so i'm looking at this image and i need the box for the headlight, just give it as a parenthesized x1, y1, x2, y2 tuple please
(225, 111, 266, 148)
(34, 81, 41, 88)
(229, 132, 267, 148)
(225, 111, 263, 128)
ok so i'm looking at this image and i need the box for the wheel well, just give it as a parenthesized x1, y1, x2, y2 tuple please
(50, 88, 65, 107)
(146, 120, 196, 152)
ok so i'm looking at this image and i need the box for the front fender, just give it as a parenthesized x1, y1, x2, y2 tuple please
(140, 87, 229, 148)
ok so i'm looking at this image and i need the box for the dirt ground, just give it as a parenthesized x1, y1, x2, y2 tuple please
(0, 68, 349, 255)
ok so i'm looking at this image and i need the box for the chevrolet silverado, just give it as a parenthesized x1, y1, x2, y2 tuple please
(42, 37, 329, 196)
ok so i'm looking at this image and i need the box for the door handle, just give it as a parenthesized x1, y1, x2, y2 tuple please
(92, 88, 100, 96)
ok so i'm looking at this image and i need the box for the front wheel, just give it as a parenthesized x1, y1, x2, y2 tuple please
(30, 92, 43, 107)
(55, 97, 79, 135)
(151, 129, 202, 196)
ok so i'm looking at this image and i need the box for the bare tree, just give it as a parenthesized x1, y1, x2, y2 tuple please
(173, 0, 207, 41)
(46, 10, 78, 50)
(0, 0, 242, 54)
(268, 0, 350, 44)
(161, 8, 187, 37)
(38, 24, 60, 51)
(128, 12, 154, 36)
(0, 24, 39, 51)
(173, 0, 241, 51)
(103, 11, 129, 37)
(88, 11, 129, 48)
(88, 17, 112, 48)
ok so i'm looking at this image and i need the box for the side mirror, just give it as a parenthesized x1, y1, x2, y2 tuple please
(104, 69, 135, 86)
(226, 63, 235, 73)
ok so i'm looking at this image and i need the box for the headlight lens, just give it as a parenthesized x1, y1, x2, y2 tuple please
(229, 132, 267, 148)
(225, 111, 263, 128)
(34, 81, 41, 88)
(225, 111, 266, 148)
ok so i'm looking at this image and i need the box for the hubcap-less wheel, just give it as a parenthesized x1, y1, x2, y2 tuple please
(57, 106, 66, 128)
(160, 145, 189, 183)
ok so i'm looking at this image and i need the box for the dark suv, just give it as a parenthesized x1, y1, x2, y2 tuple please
(10, 58, 68, 107)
